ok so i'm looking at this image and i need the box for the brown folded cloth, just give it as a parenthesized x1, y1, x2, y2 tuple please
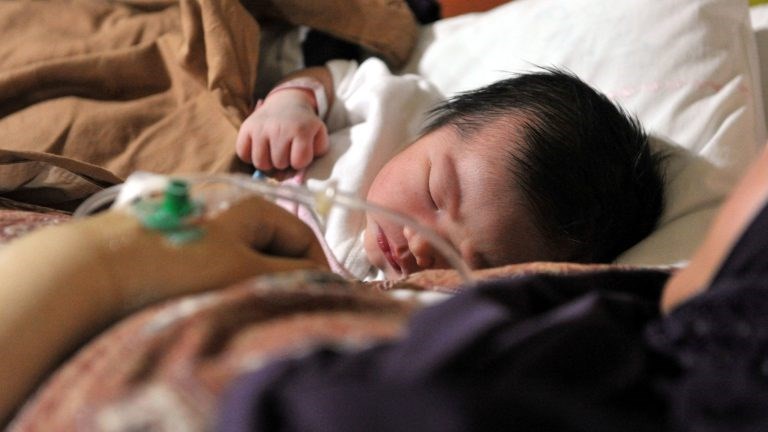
(0, 0, 419, 211)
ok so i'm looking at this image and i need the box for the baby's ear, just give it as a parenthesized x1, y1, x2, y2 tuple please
(242, 0, 419, 70)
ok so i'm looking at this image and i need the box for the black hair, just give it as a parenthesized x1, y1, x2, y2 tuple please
(422, 67, 666, 263)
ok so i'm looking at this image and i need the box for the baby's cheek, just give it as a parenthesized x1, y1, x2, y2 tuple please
(458, 239, 484, 270)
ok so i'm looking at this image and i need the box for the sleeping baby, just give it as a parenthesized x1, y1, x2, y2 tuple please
(235, 59, 666, 280)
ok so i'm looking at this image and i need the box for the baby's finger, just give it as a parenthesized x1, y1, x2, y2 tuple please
(313, 126, 329, 157)
(290, 134, 314, 169)
(252, 137, 274, 171)
(235, 129, 253, 164)
(270, 137, 292, 170)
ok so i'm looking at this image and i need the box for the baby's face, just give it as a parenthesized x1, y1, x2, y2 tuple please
(363, 125, 546, 279)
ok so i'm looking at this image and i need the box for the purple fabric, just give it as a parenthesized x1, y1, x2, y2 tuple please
(218, 269, 668, 432)
(646, 201, 768, 432)
(217, 202, 768, 432)
(404, 0, 441, 23)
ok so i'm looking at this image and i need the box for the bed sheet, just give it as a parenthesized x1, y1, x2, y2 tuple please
(402, 0, 766, 268)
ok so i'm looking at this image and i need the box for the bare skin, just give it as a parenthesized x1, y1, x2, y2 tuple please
(0, 197, 328, 424)
(661, 145, 768, 312)
(236, 66, 334, 171)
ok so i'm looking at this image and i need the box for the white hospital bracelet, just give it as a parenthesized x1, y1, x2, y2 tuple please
(266, 77, 329, 120)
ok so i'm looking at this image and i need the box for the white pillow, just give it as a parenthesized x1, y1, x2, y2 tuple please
(751, 4, 768, 129)
(402, 0, 766, 266)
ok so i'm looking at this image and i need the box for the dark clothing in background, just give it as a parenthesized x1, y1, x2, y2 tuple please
(647, 200, 768, 432)
(302, 0, 440, 67)
(219, 268, 670, 432)
(218, 201, 768, 431)
(404, 0, 442, 23)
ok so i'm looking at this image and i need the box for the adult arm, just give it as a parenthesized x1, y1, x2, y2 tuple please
(0, 197, 327, 423)
(662, 145, 768, 312)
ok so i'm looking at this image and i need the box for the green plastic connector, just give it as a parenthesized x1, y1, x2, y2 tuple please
(162, 180, 195, 219)
(135, 178, 204, 244)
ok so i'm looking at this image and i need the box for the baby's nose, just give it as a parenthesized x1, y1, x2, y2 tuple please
(404, 226, 438, 270)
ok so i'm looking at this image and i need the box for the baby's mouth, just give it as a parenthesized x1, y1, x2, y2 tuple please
(376, 226, 402, 274)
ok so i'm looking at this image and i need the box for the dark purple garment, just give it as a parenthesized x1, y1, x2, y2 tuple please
(404, 0, 441, 24)
(218, 202, 768, 431)
(218, 269, 669, 432)
(646, 200, 768, 432)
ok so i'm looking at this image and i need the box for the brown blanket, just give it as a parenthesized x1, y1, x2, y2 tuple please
(0, 0, 418, 211)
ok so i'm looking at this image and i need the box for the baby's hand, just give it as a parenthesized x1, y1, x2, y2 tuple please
(236, 89, 329, 171)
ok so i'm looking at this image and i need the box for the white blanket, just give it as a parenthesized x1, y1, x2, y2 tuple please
(291, 58, 443, 280)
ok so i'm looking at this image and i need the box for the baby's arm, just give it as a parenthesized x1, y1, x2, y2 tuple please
(236, 66, 335, 171)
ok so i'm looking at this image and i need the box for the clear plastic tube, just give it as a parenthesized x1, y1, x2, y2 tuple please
(73, 185, 124, 218)
(74, 173, 475, 283)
